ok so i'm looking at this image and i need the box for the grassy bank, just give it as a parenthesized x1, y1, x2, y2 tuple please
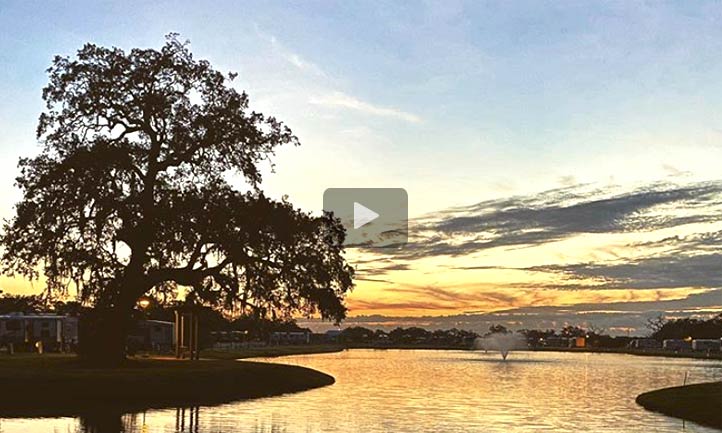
(0, 354, 334, 418)
(201, 344, 345, 360)
(636, 381, 722, 429)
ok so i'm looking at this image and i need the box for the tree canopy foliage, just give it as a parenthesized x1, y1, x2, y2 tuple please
(0, 34, 354, 350)
(648, 314, 722, 341)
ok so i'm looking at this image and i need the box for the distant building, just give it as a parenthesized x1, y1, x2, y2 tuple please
(128, 320, 175, 352)
(0, 314, 176, 354)
(629, 338, 662, 350)
(571, 337, 586, 348)
(325, 329, 342, 343)
(270, 330, 311, 345)
(662, 339, 692, 351)
(691, 339, 722, 352)
(311, 329, 343, 344)
(541, 336, 571, 348)
(0, 313, 78, 352)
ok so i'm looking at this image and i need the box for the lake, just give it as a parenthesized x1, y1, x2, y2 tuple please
(1, 349, 721, 432)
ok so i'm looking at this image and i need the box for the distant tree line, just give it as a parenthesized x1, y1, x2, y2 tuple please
(3, 293, 720, 348)
(339, 326, 479, 347)
(334, 315, 722, 350)
(646, 314, 722, 341)
(0, 292, 82, 316)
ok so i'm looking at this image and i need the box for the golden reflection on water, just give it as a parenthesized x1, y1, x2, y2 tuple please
(0, 350, 720, 433)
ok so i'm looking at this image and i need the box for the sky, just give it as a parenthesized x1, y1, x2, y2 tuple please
(1, 1, 722, 334)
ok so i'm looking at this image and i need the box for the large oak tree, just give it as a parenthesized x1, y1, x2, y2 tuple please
(0, 35, 354, 364)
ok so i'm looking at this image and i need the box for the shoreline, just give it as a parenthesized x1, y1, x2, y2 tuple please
(636, 381, 722, 429)
(200, 343, 722, 362)
(0, 354, 334, 418)
(340, 344, 722, 360)
(201, 344, 345, 360)
(528, 346, 722, 360)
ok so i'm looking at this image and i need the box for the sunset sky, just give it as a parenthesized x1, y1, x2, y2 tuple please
(2, 1, 722, 334)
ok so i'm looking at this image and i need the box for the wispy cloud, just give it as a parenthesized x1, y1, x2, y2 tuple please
(527, 252, 722, 291)
(268, 35, 328, 78)
(255, 28, 422, 124)
(310, 91, 422, 123)
(389, 180, 722, 260)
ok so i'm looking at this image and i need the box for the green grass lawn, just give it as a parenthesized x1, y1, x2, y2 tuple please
(0, 353, 334, 417)
(636, 381, 722, 429)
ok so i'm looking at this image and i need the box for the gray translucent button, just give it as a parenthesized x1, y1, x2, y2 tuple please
(323, 188, 408, 248)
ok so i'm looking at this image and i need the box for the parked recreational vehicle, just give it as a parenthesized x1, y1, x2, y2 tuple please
(0, 313, 78, 352)
(629, 338, 662, 350)
(691, 339, 722, 352)
(662, 339, 692, 351)
(127, 320, 175, 352)
(270, 330, 311, 345)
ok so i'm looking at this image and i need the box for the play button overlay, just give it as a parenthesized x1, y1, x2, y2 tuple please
(324, 188, 408, 248)
(353, 202, 379, 229)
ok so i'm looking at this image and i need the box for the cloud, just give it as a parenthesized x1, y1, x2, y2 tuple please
(256, 29, 422, 125)
(389, 180, 722, 260)
(254, 27, 420, 124)
(271, 38, 328, 78)
(558, 175, 577, 187)
(528, 252, 722, 290)
(299, 289, 722, 335)
(662, 163, 691, 178)
(263, 32, 328, 78)
(310, 91, 422, 123)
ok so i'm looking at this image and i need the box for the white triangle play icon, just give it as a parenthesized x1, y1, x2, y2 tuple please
(353, 202, 379, 229)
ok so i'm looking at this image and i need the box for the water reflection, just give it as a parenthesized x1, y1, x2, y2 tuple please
(75, 407, 244, 433)
(1, 350, 720, 433)
(78, 409, 125, 433)
(175, 407, 200, 433)
(77, 407, 202, 433)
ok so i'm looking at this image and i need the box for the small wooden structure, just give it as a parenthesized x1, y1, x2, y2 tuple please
(174, 306, 200, 360)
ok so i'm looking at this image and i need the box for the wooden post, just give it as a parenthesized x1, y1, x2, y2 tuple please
(174, 307, 200, 360)
(183, 313, 187, 359)
(187, 313, 192, 360)
(174, 310, 181, 359)
(189, 314, 194, 360)
(56, 318, 62, 344)
(193, 313, 200, 360)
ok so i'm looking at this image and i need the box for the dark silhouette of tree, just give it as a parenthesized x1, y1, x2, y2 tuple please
(560, 325, 587, 338)
(485, 324, 509, 336)
(52, 300, 84, 316)
(650, 315, 722, 341)
(517, 328, 556, 347)
(0, 292, 46, 314)
(0, 35, 354, 364)
(339, 326, 374, 343)
(388, 326, 431, 344)
(373, 329, 389, 340)
(646, 315, 667, 336)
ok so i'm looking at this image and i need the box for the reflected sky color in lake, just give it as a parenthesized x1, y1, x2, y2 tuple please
(1, 350, 721, 433)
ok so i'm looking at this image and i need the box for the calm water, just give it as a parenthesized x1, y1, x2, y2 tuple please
(1, 350, 721, 433)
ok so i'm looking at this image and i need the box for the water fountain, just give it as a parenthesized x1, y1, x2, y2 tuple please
(473, 333, 523, 360)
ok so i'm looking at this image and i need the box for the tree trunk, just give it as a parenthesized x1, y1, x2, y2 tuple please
(78, 269, 148, 366)
(78, 306, 131, 366)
